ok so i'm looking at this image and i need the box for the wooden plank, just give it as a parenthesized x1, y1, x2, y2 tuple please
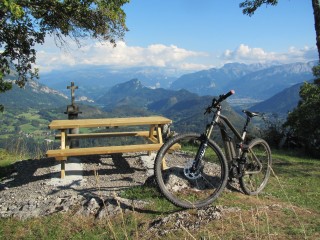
(47, 144, 163, 158)
(55, 131, 154, 139)
(49, 116, 172, 129)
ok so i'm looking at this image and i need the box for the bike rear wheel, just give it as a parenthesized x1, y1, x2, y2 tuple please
(154, 133, 228, 209)
(239, 138, 272, 195)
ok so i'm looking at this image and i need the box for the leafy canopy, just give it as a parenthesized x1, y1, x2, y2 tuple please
(285, 80, 320, 156)
(0, 0, 129, 94)
(240, 0, 278, 16)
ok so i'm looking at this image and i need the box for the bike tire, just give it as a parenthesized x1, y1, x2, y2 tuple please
(154, 133, 228, 209)
(239, 138, 272, 195)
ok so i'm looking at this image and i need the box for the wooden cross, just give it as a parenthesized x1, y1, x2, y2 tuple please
(67, 82, 78, 106)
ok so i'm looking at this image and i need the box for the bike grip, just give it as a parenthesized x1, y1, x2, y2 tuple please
(220, 90, 235, 101)
(225, 90, 235, 98)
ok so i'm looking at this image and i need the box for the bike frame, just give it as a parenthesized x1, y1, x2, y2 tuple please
(205, 107, 249, 163)
(204, 107, 264, 177)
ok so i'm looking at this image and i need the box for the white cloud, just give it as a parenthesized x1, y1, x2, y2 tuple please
(35, 39, 209, 72)
(34, 38, 317, 74)
(221, 44, 317, 64)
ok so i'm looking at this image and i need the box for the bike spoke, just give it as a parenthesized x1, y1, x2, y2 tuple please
(240, 139, 272, 195)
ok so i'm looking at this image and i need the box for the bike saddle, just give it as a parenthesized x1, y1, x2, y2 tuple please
(242, 110, 261, 118)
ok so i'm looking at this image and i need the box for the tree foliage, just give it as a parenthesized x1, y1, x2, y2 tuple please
(285, 65, 320, 157)
(239, 0, 278, 16)
(0, 0, 129, 96)
(260, 113, 286, 148)
(284, 81, 320, 157)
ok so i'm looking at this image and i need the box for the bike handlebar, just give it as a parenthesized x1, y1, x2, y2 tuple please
(216, 90, 235, 104)
(205, 90, 235, 114)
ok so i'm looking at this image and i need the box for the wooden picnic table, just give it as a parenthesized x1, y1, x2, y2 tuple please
(46, 116, 172, 178)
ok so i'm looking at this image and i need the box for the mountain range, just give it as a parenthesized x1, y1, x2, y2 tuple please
(0, 77, 245, 135)
(95, 79, 244, 132)
(39, 65, 177, 100)
(39, 61, 315, 109)
(170, 61, 315, 101)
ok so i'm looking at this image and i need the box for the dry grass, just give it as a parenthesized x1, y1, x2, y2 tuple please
(0, 191, 318, 239)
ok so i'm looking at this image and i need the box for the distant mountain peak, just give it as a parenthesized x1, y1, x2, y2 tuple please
(27, 80, 68, 99)
(130, 78, 144, 89)
(112, 78, 145, 92)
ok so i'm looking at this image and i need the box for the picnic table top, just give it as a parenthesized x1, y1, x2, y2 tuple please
(49, 116, 172, 130)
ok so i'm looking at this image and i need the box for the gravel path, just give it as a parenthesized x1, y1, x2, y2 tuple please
(0, 153, 155, 219)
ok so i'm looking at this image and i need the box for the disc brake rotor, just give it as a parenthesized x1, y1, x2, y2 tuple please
(184, 160, 202, 180)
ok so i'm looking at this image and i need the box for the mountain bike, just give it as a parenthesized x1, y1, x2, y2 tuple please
(154, 90, 272, 208)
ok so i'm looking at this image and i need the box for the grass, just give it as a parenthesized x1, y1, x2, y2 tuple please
(0, 149, 319, 239)
(214, 149, 320, 239)
(0, 149, 17, 166)
(0, 149, 22, 180)
(267, 149, 320, 211)
(0, 108, 54, 146)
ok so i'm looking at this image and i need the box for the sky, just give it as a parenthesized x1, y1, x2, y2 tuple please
(35, 0, 317, 75)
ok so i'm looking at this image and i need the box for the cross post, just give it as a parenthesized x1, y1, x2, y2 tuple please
(67, 82, 78, 106)
(65, 82, 81, 148)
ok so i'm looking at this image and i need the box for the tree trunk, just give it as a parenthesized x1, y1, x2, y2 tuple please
(312, 0, 320, 62)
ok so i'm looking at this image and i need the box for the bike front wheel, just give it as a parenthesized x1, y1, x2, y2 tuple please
(239, 138, 272, 195)
(154, 133, 228, 209)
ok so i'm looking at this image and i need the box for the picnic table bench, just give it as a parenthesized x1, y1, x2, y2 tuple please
(46, 116, 172, 178)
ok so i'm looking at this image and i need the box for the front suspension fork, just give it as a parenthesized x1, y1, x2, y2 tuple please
(192, 134, 208, 171)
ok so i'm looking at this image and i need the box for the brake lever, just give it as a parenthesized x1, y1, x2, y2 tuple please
(204, 106, 212, 115)
(211, 98, 218, 108)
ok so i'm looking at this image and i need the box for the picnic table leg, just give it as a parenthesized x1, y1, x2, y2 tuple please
(148, 125, 155, 155)
(60, 130, 67, 178)
(61, 161, 66, 178)
(155, 125, 168, 169)
(148, 124, 164, 154)
(155, 125, 163, 144)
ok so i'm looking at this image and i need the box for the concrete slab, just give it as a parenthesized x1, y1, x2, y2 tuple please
(49, 157, 86, 186)
(140, 153, 156, 176)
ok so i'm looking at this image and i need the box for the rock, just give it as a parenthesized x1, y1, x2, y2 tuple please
(96, 208, 108, 219)
(87, 198, 101, 212)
